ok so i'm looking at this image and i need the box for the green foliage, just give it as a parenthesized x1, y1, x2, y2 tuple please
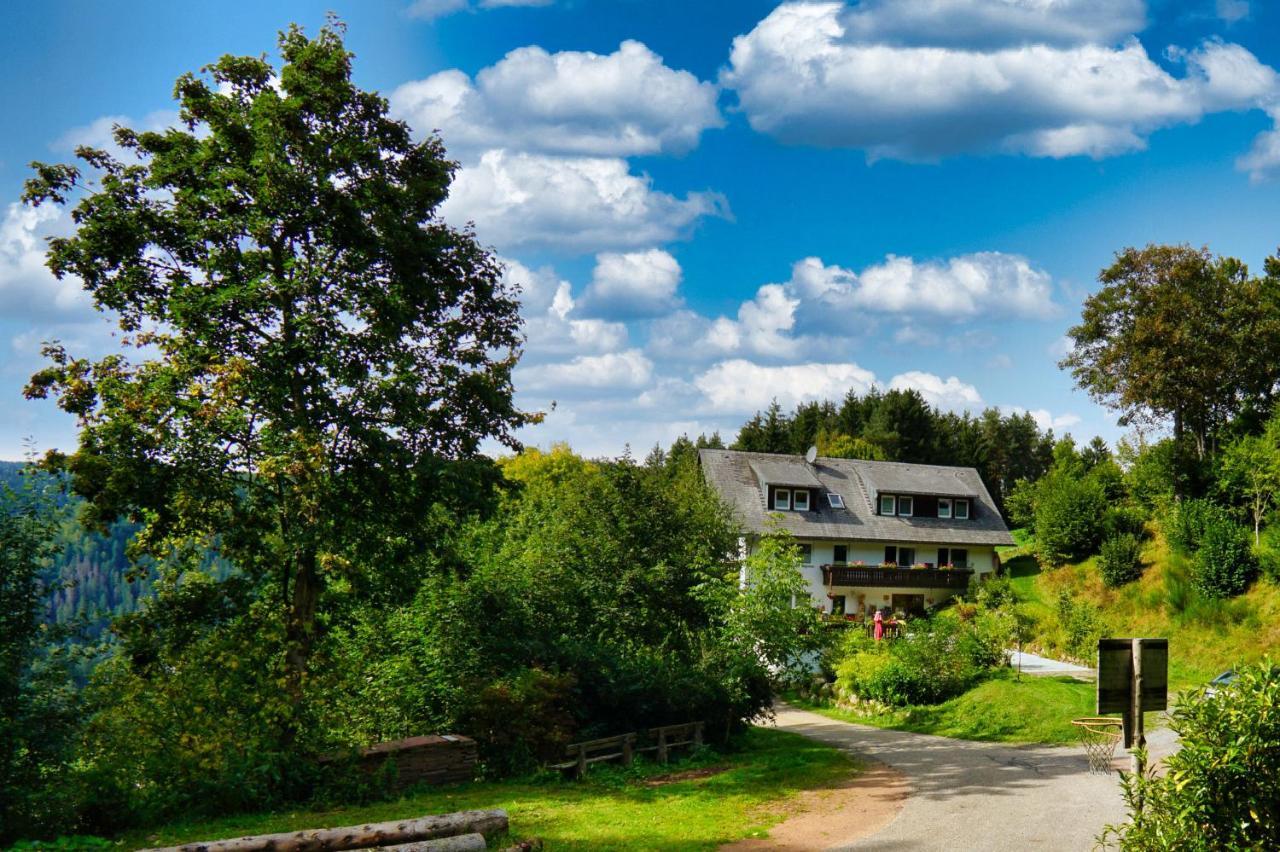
(0, 475, 85, 845)
(972, 575, 1017, 610)
(1098, 533, 1144, 588)
(1164, 498, 1231, 553)
(1054, 591, 1103, 662)
(456, 669, 577, 777)
(21, 20, 530, 735)
(1192, 515, 1258, 599)
(1118, 437, 1182, 512)
(1218, 408, 1280, 545)
(1102, 504, 1147, 541)
(834, 611, 1008, 706)
(1062, 244, 1280, 470)
(1102, 662, 1280, 850)
(1033, 473, 1106, 566)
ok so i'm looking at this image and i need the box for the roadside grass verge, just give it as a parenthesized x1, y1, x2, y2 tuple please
(792, 670, 1096, 745)
(115, 727, 854, 851)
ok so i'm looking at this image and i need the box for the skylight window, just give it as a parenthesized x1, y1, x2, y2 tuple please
(827, 493, 844, 509)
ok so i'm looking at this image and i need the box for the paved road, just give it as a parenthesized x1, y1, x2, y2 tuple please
(1006, 650, 1095, 679)
(771, 704, 1127, 851)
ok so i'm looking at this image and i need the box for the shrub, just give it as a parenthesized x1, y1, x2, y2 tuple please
(1054, 591, 1103, 662)
(973, 575, 1016, 611)
(1033, 474, 1106, 566)
(1098, 533, 1143, 588)
(1192, 516, 1258, 599)
(833, 613, 1003, 706)
(1102, 505, 1147, 540)
(1102, 662, 1280, 850)
(456, 668, 577, 776)
(1164, 498, 1230, 553)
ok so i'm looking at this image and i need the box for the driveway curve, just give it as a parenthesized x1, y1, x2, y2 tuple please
(768, 704, 1126, 851)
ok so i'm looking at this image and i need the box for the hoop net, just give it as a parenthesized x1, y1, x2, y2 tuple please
(1072, 717, 1122, 774)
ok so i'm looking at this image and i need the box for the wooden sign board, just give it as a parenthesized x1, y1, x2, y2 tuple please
(1097, 638, 1168, 715)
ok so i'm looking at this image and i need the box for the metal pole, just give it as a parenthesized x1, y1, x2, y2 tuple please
(1131, 638, 1145, 778)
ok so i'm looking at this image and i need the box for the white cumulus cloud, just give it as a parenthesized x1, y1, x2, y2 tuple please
(579, 249, 684, 319)
(391, 40, 722, 157)
(441, 150, 728, 252)
(888, 370, 984, 411)
(694, 359, 877, 413)
(0, 203, 92, 319)
(519, 349, 654, 391)
(723, 2, 1280, 170)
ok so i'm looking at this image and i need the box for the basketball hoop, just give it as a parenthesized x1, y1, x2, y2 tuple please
(1071, 717, 1123, 774)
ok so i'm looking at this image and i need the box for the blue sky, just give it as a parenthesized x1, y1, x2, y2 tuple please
(3, 0, 1280, 458)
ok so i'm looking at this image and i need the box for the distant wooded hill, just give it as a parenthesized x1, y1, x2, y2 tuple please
(0, 460, 155, 635)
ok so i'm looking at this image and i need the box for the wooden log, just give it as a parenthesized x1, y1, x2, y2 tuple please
(144, 810, 508, 852)
(373, 833, 487, 851)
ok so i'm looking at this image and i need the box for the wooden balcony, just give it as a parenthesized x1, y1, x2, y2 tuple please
(821, 564, 974, 590)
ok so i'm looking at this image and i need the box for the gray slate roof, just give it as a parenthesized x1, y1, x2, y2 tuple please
(699, 448, 1015, 546)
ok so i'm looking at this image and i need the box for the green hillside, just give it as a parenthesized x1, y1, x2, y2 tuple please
(1002, 528, 1280, 691)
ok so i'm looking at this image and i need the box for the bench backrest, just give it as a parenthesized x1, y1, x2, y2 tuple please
(566, 733, 635, 757)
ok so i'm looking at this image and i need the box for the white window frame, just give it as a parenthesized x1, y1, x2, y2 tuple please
(774, 488, 791, 511)
(954, 498, 970, 520)
(827, 493, 845, 509)
(879, 494, 896, 515)
(938, 498, 952, 519)
(798, 543, 812, 563)
(897, 495, 914, 517)
(793, 489, 810, 511)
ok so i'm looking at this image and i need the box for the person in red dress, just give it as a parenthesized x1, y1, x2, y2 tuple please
(873, 608, 884, 641)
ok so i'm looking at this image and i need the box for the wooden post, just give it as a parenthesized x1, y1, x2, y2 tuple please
(656, 729, 668, 765)
(693, 722, 704, 749)
(575, 745, 587, 779)
(622, 734, 634, 767)
(1131, 638, 1146, 778)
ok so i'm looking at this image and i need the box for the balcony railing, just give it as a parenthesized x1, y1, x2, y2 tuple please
(821, 563, 974, 589)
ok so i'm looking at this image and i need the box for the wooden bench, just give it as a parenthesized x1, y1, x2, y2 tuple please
(551, 733, 635, 778)
(638, 722, 705, 764)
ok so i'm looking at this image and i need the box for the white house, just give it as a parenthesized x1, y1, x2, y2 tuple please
(699, 448, 1016, 616)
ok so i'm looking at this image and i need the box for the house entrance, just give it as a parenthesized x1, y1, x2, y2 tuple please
(891, 594, 926, 616)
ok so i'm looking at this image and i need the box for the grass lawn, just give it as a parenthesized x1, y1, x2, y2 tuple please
(793, 670, 1099, 745)
(116, 727, 854, 851)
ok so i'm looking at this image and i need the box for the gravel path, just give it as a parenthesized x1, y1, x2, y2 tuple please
(769, 704, 1127, 851)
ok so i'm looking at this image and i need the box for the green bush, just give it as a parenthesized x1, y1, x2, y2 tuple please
(1054, 591, 1103, 662)
(1164, 498, 1230, 553)
(1102, 662, 1280, 850)
(972, 575, 1016, 610)
(1102, 505, 1147, 540)
(1192, 516, 1258, 599)
(1033, 474, 1106, 566)
(1098, 533, 1143, 588)
(834, 612, 1006, 706)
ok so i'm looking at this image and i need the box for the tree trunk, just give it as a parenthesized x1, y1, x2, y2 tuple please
(144, 811, 508, 852)
(285, 546, 321, 709)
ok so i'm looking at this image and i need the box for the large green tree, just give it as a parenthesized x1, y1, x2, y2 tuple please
(21, 22, 530, 707)
(1062, 244, 1280, 461)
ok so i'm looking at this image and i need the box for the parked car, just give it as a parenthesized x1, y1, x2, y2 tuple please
(1205, 670, 1237, 698)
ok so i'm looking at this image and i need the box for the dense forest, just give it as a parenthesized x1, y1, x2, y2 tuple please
(0, 462, 152, 635)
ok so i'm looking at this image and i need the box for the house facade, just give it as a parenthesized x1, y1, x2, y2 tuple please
(699, 448, 1016, 617)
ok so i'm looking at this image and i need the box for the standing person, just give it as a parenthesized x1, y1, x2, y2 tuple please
(874, 608, 884, 641)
